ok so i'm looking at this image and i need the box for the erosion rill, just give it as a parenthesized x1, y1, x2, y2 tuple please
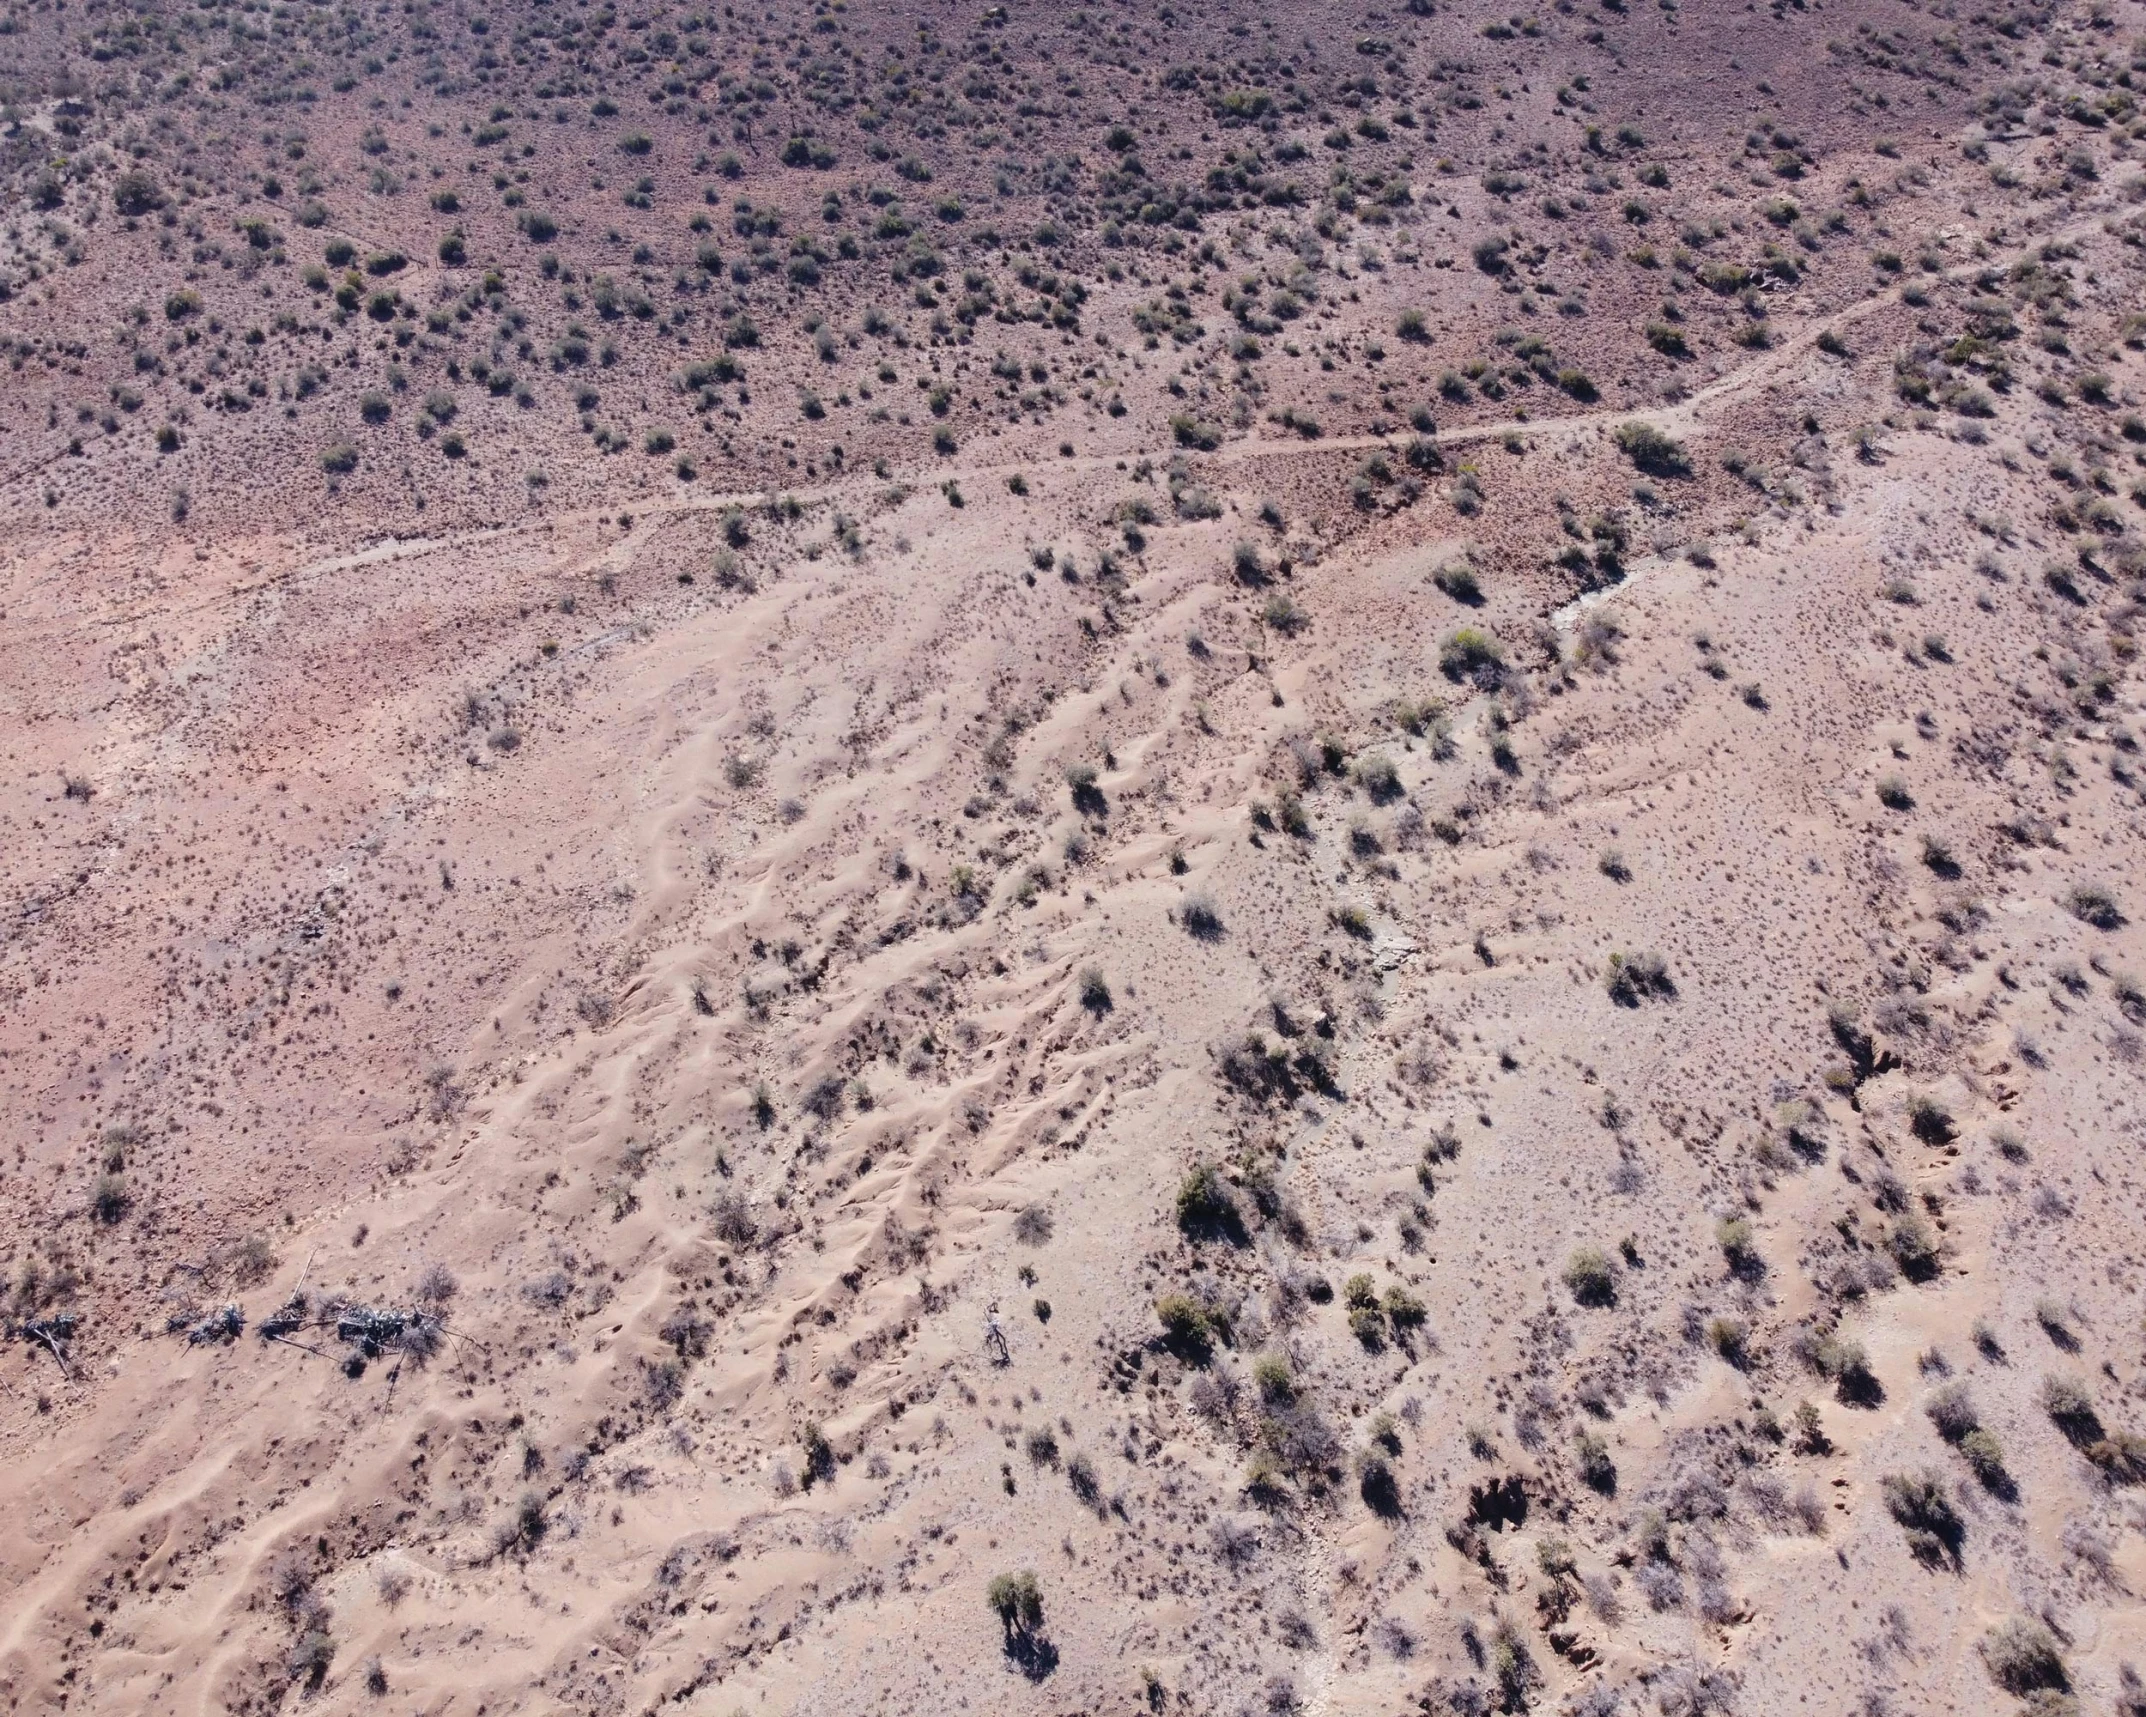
(4, 0, 2146, 1712)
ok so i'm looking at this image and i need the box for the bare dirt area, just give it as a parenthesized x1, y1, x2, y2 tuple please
(5, 0, 2146, 1712)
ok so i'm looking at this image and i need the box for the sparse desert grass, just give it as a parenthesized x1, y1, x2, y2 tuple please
(4, 2, 2136, 1704)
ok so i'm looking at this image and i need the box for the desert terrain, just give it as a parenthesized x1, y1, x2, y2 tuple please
(3, 0, 2146, 1711)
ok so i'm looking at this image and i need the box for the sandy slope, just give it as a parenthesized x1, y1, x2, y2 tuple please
(5, 98, 2146, 1717)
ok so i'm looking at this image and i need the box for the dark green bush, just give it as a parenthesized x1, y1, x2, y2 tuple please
(1612, 421, 1691, 477)
(1564, 1246, 1616, 1306)
(1176, 1163, 1238, 1236)
(1881, 1470, 1963, 1566)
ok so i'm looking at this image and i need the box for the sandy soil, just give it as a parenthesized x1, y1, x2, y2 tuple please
(5, 0, 2146, 1712)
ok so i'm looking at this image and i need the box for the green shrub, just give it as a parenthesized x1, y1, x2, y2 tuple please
(1438, 626, 1504, 678)
(1262, 593, 1305, 634)
(1612, 421, 1690, 477)
(1889, 1210, 1940, 1281)
(1405, 434, 1444, 473)
(113, 169, 164, 216)
(1925, 1382, 1979, 1442)
(2086, 1429, 2146, 1484)
(1155, 1293, 1216, 1362)
(1355, 753, 1402, 802)
(1078, 966, 1112, 1013)
(287, 1629, 335, 1688)
(1170, 413, 1222, 450)
(514, 1489, 547, 1545)
(1645, 321, 1690, 358)
(1979, 1618, 2068, 1696)
(986, 1570, 1044, 1635)
(1605, 950, 1672, 1004)
(1809, 1332, 1879, 1403)
(1432, 561, 1481, 602)
(1358, 1449, 1401, 1514)
(1175, 1164, 1238, 1239)
(1881, 1469, 1963, 1566)
(1575, 1428, 1616, 1493)
(1717, 1216, 1760, 1273)
(90, 1173, 130, 1224)
(1563, 1246, 1616, 1307)
(2042, 1375, 2102, 1443)
(1181, 894, 1225, 940)
(1958, 1427, 2009, 1491)
(2067, 882, 2122, 929)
